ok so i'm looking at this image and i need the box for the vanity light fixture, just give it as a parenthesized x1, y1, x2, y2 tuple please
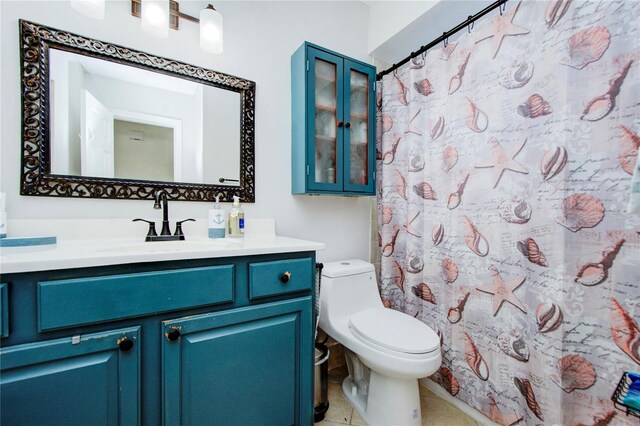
(131, 0, 223, 53)
(70, 0, 105, 19)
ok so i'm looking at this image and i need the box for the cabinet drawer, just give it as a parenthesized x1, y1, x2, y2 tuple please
(38, 265, 234, 331)
(249, 258, 313, 299)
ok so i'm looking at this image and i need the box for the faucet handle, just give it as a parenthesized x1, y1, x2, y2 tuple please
(133, 218, 158, 242)
(174, 218, 196, 240)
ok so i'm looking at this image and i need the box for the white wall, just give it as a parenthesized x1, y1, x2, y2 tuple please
(50, 56, 71, 174)
(114, 120, 174, 182)
(49, 57, 86, 176)
(67, 61, 84, 174)
(366, 1, 438, 54)
(0, 0, 372, 263)
(203, 85, 240, 185)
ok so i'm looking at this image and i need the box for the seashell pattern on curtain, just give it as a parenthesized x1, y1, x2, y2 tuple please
(376, 1, 640, 424)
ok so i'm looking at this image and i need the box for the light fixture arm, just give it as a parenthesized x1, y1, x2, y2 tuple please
(176, 10, 199, 24)
(172, 3, 216, 24)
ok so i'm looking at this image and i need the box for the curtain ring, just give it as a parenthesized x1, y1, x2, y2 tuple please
(442, 32, 448, 47)
(500, 2, 506, 15)
(467, 15, 474, 33)
(393, 67, 398, 77)
(421, 50, 427, 60)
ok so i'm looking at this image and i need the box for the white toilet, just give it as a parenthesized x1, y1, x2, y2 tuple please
(319, 259, 442, 426)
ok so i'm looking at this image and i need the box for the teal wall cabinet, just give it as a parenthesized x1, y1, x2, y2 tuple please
(0, 252, 315, 425)
(292, 42, 376, 196)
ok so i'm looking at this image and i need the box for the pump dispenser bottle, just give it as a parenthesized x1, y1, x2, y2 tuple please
(227, 196, 244, 237)
(208, 195, 226, 238)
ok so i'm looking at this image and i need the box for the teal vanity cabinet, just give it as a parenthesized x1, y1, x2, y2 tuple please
(292, 42, 376, 196)
(0, 252, 315, 426)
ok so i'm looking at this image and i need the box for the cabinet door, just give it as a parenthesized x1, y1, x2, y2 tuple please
(307, 47, 344, 192)
(0, 327, 140, 426)
(343, 59, 376, 194)
(162, 297, 313, 426)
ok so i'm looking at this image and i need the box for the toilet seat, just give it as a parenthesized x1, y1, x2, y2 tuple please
(349, 308, 440, 357)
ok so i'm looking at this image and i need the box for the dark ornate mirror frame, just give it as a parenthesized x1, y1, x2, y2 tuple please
(20, 20, 255, 202)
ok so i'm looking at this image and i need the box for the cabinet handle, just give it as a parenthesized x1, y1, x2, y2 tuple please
(337, 121, 344, 127)
(119, 338, 134, 352)
(280, 271, 292, 284)
(345, 122, 351, 128)
(166, 329, 181, 342)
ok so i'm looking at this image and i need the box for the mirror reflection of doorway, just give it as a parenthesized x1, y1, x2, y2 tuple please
(113, 120, 174, 182)
(81, 90, 114, 178)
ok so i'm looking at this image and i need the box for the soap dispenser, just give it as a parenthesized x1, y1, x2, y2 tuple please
(208, 195, 226, 238)
(227, 196, 244, 238)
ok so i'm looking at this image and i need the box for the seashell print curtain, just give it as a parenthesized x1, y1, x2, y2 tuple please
(376, 1, 639, 424)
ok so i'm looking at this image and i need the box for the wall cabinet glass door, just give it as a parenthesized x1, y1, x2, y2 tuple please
(309, 49, 343, 191)
(292, 42, 376, 196)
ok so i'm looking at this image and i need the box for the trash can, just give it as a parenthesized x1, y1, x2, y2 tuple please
(314, 342, 330, 422)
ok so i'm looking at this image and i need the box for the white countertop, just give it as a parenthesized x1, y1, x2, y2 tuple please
(0, 236, 325, 274)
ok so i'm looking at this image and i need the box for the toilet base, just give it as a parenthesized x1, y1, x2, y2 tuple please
(342, 349, 422, 425)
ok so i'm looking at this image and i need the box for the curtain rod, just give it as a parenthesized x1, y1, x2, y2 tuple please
(376, 0, 508, 81)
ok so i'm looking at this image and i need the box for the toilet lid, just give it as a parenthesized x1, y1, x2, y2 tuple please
(349, 308, 440, 354)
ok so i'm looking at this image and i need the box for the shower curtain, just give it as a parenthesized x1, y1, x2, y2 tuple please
(376, 1, 639, 424)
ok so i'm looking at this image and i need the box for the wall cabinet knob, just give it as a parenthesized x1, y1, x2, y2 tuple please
(166, 329, 181, 342)
(337, 121, 344, 127)
(280, 271, 292, 283)
(345, 122, 351, 128)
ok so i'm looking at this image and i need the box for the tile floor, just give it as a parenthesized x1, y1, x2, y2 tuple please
(316, 366, 479, 426)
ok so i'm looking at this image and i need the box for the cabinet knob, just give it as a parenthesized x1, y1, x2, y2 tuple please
(345, 122, 351, 128)
(166, 329, 181, 342)
(119, 338, 134, 352)
(280, 271, 292, 283)
(337, 121, 344, 127)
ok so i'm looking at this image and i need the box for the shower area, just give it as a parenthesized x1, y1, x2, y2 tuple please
(374, 0, 639, 424)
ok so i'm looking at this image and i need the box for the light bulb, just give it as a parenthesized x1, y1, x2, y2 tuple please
(141, 0, 169, 38)
(200, 5, 223, 54)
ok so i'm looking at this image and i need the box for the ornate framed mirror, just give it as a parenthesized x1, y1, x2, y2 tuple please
(20, 20, 255, 202)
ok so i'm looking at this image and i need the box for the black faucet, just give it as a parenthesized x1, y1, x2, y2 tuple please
(154, 189, 172, 236)
(133, 190, 195, 242)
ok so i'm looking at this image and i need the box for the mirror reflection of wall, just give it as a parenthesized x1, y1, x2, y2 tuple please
(48, 48, 241, 186)
(203, 85, 240, 185)
(114, 120, 174, 182)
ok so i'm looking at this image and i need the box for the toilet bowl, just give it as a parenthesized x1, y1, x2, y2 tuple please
(319, 259, 442, 426)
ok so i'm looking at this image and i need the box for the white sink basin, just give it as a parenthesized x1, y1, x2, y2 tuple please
(98, 239, 242, 254)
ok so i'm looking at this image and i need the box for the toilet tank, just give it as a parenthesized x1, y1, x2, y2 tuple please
(319, 260, 383, 325)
